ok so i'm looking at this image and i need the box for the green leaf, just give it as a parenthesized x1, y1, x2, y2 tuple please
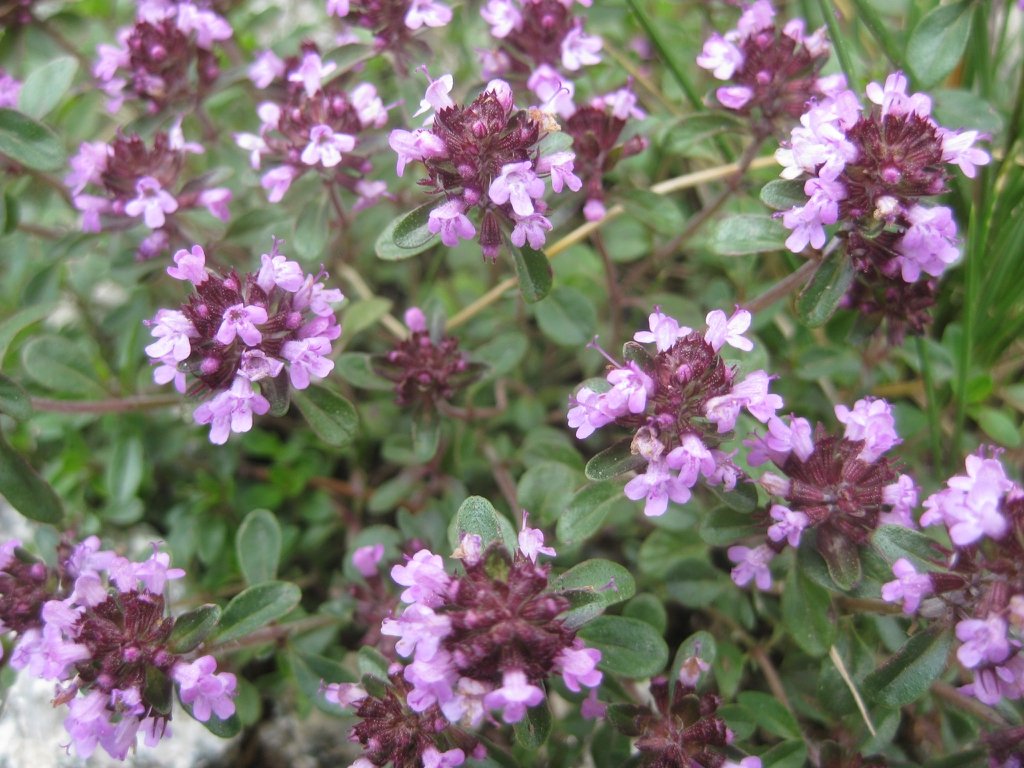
(342, 297, 393, 338)
(871, 525, 944, 570)
(291, 197, 330, 261)
(796, 249, 855, 327)
(973, 407, 1021, 448)
(624, 594, 668, 635)
(709, 482, 758, 514)
(759, 179, 806, 211)
(168, 604, 222, 654)
(21, 335, 106, 397)
(781, 567, 835, 657)
(289, 649, 355, 713)
(577, 615, 669, 679)
(0, 108, 66, 171)
(535, 286, 596, 346)
(375, 203, 439, 260)
(472, 331, 528, 378)
(906, 1, 973, 88)
(18, 57, 78, 119)
(816, 527, 862, 590)
(516, 461, 578, 526)
(698, 506, 762, 546)
(335, 352, 394, 391)
(213, 581, 302, 644)
(510, 241, 553, 304)
(0, 373, 32, 420)
(0, 302, 57, 367)
(553, 558, 636, 628)
(513, 695, 551, 749)
(737, 691, 801, 739)
(236, 508, 283, 585)
(707, 214, 788, 256)
(358, 646, 391, 680)
(292, 385, 358, 447)
(0, 431, 63, 524)
(584, 438, 645, 481)
(105, 435, 144, 502)
(620, 189, 686, 237)
(557, 481, 622, 545)
(760, 740, 808, 768)
(863, 628, 953, 708)
(145, 665, 173, 716)
(662, 113, 743, 157)
(447, 495, 517, 552)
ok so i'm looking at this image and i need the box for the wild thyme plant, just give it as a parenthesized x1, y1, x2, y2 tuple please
(1, 1, 1023, 767)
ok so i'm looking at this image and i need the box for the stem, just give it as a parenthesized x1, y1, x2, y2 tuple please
(39, 19, 92, 70)
(847, 0, 903, 69)
(916, 335, 944, 470)
(745, 258, 818, 314)
(624, 0, 702, 111)
(30, 394, 181, 414)
(816, 0, 858, 89)
(931, 681, 1009, 727)
(446, 156, 778, 331)
(482, 442, 519, 514)
(829, 646, 876, 737)
(336, 264, 407, 339)
(207, 615, 339, 654)
(652, 135, 768, 262)
(592, 231, 624, 342)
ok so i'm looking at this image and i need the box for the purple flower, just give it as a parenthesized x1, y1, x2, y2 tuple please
(124, 176, 178, 229)
(510, 212, 553, 249)
(173, 655, 237, 722)
(567, 386, 615, 439)
(666, 435, 716, 486)
(767, 504, 809, 547)
(321, 681, 367, 708)
(518, 514, 556, 562)
(145, 309, 197, 362)
(896, 204, 959, 282)
(728, 544, 774, 590)
(257, 247, 305, 293)
(281, 337, 334, 389)
(606, 362, 655, 414)
(704, 307, 753, 352)
(633, 307, 691, 351)
(716, 86, 754, 110)
(414, 71, 455, 118)
(216, 303, 269, 347)
(391, 549, 451, 607)
(484, 669, 545, 723)
(405, 0, 452, 29)
(880, 474, 919, 527)
(880, 558, 932, 614)
(288, 51, 336, 97)
(555, 643, 602, 692)
(697, 34, 744, 80)
(488, 162, 546, 217)
(167, 245, 208, 285)
(381, 603, 452, 661)
(300, 124, 356, 168)
(834, 397, 900, 462)
(624, 460, 693, 517)
(422, 746, 466, 768)
(192, 377, 271, 444)
(956, 616, 1012, 669)
(746, 415, 814, 466)
(388, 128, 446, 176)
(404, 651, 458, 711)
(428, 200, 477, 247)
(536, 151, 582, 194)
(481, 0, 522, 37)
(261, 165, 297, 203)
(352, 543, 385, 577)
(134, 546, 185, 593)
(249, 50, 285, 88)
(940, 128, 990, 178)
(560, 21, 602, 71)
(921, 454, 1013, 545)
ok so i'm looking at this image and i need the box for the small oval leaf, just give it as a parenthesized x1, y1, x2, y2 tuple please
(214, 581, 302, 644)
(292, 384, 358, 447)
(236, 508, 283, 585)
(796, 249, 855, 328)
(0, 108, 66, 171)
(168, 604, 222, 654)
(0, 432, 63, 524)
(577, 615, 669, 679)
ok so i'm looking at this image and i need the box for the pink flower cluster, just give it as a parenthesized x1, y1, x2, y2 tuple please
(1, 537, 236, 760)
(327, 0, 452, 58)
(389, 76, 581, 260)
(92, 0, 231, 113)
(880, 451, 1024, 706)
(731, 397, 910, 590)
(66, 126, 231, 259)
(696, 0, 831, 122)
(144, 240, 344, 443)
(568, 307, 781, 517)
(237, 47, 389, 207)
(776, 72, 989, 282)
(480, 0, 601, 115)
(0, 68, 20, 108)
